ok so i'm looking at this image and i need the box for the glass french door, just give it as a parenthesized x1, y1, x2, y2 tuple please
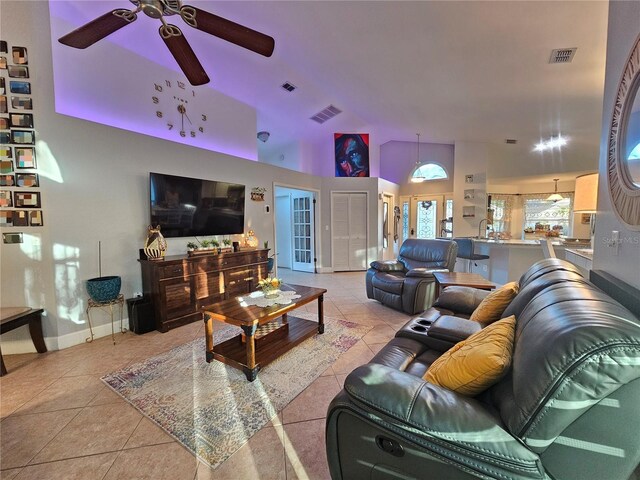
(292, 193, 315, 272)
(400, 195, 445, 242)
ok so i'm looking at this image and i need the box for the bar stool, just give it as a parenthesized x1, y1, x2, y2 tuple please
(453, 238, 490, 273)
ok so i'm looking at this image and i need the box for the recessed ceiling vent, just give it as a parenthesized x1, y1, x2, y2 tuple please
(549, 48, 577, 64)
(505, 139, 518, 144)
(281, 81, 296, 92)
(310, 105, 342, 124)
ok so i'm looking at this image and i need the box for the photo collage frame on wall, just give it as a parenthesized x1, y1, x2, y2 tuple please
(0, 39, 42, 228)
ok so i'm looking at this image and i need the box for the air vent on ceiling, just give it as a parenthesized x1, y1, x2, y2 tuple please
(310, 105, 342, 124)
(505, 139, 518, 144)
(549, 48, 577, 64)
(281, 81, 296, 92)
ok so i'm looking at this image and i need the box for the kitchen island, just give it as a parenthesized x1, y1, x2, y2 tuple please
(459, 238, 568, 285)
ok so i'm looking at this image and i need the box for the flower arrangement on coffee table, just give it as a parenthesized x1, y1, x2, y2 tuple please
(258, 276, 282, 298)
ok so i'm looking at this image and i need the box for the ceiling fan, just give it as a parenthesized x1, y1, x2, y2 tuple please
(58, 0, 275, 86)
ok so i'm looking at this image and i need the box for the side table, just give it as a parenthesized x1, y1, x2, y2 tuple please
(0, 307, 47, 376)
(432, 272, 496, 298)
(86, 294, 126, 344)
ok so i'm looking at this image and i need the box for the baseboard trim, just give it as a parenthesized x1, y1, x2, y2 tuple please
(316, 267, 334, 273)
(57, 319, 131, 350)
(1, 318, 131, 354)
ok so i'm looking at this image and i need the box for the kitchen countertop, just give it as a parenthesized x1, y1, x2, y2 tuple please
(473, 238, 564, 246)
(565, 248, 594, 260)
(471, 238, 592, 247)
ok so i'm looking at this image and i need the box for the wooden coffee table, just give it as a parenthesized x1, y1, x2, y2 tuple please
(433, 272, 496, 297)
(201, 283, 327, 381)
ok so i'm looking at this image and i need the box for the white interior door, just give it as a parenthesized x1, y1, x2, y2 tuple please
(331, 193, 350, 271)
(331, 192, 368, 271)
(348, 193, 368, 269)
(291, 192, 315, 272)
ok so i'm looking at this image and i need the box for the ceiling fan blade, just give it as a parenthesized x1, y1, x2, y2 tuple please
(160, 24, 210, 86)
(58, 9, 137, 49)
(180, 5, 275, 57)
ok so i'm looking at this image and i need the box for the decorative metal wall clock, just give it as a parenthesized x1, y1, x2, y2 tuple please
(152, 79, 207, 139)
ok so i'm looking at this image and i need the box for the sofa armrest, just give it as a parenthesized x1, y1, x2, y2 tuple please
(342, 364, 543, 477)
(428, 315, 481, 343)
(406, 267, 450, 278)
(369, 260, 404, 272)
(433, 285, 492, 314)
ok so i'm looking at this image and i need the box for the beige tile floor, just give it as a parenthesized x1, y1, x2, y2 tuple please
(0, 270, 411, 480)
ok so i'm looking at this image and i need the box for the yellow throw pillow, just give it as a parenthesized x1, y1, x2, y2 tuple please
(424, 315, 516, 396)
(469, 281, 519, 324)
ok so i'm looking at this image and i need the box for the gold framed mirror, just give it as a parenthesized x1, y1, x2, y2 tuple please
(608, 33, 640, 230)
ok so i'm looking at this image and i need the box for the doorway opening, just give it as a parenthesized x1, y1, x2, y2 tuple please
(399, 195, 450, 244)
(274, 185, 318, 273)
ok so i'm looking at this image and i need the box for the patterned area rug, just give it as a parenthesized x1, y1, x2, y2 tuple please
(102, 315, 370, 469)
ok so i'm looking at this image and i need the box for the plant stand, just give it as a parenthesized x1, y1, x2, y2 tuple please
(86, 294, 126, 344)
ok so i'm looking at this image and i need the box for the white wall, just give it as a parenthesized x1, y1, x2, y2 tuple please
(380, 140, 454, 194)
(259, 141, 304, 173)
(49, 3, 258, 162)
(487, 142, 599, 180)
(260, 130, 383, 180)
(593, 1, 640, 288)
(453, 142, 490, 237)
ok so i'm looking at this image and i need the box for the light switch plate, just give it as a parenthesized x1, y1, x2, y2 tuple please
(3, 232, 23, 244)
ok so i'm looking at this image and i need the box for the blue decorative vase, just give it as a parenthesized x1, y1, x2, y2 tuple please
(86, 276, 121, 303)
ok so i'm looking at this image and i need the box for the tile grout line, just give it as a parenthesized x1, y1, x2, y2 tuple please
(15, 407, 84, 470)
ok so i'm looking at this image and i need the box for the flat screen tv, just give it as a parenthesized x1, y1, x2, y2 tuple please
(149, 172, 245, 238)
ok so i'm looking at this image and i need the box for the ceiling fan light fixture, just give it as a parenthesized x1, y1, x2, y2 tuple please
(57, 1, 275, 86)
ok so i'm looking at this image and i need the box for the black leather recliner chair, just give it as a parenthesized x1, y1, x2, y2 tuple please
(328, 259, 640, 480)
(365, 238, 458, 315)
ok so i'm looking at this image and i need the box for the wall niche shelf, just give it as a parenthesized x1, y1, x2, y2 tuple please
(462, 206, 476, 218)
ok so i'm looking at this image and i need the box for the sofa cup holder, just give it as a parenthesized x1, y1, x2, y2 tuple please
(410, 325, 428, 333)
(416, 319, 432, 326)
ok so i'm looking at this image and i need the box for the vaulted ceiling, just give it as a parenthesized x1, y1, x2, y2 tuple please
(49, 0, 609, 178)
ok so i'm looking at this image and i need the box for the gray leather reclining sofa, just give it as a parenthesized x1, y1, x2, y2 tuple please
(327, 259, 640, 480)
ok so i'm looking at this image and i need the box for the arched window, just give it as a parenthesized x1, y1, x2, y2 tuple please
(410, 163, 448, 183)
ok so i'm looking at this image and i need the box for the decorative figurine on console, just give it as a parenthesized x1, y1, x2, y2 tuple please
(144, 225, 167, 261)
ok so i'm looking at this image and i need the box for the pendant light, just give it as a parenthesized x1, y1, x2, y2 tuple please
(410, 133, 424, 183)
(547, 178, 564, 202)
